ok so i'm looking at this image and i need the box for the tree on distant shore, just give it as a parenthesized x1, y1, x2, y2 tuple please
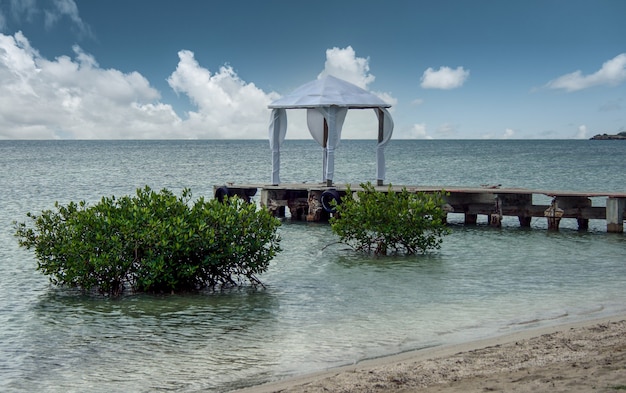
(14, 187, 282, 296)
(330, 183, 450, 255)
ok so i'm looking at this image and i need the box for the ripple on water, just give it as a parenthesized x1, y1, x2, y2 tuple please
(1, 140, 625, 392)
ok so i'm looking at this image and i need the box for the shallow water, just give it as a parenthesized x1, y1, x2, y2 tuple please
(1, 140, 625, 392)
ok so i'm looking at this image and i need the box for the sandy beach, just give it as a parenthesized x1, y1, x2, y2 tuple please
(236, 316, 626, 393)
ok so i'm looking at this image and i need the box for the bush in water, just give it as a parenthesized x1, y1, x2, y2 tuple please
(14, 186, 281, 296)
(330, 182, 450, 255)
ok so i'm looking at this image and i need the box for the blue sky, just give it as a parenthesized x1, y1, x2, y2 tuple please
(0, 0, 624, 139)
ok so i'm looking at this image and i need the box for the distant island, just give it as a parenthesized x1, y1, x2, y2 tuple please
(590, 132, 626, 140)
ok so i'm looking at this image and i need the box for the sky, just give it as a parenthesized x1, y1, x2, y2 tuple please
(0, 0, 625, 140)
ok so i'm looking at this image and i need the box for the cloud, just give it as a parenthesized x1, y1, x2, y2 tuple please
(409, 123, 432, 139)
(0, 31, 282, 139)
(315, 46, 398, 139)
(575, 125, 587, 139)
(0, 31, 180, 139)
(421, 66, 469, 89)
(318, 46, 375, 89)
(503, 128, 515, 139)
(44, 0, 92, 37)
(546, 53, 626, 92)
(0, 32, 393, 140)
(167, 50, 280, 138)
(10, 0, 38, 23)
(1, 0, 91, 38)
(318, 45, 396, 106)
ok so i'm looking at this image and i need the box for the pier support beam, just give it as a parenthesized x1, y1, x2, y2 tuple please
(518, 216, 532, 227)
(464, 213, 478, 225)
(606, 197, 625, 233)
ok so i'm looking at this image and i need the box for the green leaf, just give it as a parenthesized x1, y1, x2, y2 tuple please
(331, 182, 450, 255)
(14, 187, 282, 296)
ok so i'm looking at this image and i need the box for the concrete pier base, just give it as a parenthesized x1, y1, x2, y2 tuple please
(217, 183, 626, 233)
(606, 197, 625, 233)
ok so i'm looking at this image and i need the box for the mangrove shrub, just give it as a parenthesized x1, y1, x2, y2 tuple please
(330, 182, 450, 255)
(14, 186, 281, 296)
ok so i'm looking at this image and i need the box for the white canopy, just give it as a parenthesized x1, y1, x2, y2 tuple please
(268, 75, 393, 185)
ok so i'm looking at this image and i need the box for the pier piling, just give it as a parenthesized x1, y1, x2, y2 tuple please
(606, 197, 626, 233)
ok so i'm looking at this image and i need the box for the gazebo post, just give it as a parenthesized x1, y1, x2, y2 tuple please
(377, 108, 384, 186)
(323, 118, 331, 186)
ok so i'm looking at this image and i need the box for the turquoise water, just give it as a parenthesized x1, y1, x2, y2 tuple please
(1, 140, 625, 392)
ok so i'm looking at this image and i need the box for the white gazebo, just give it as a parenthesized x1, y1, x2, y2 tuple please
(268, 75, 393, 186)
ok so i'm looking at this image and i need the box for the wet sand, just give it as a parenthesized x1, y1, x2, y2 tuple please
(236, 315, 626, 393)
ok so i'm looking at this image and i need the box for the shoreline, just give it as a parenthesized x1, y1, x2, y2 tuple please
(235, 314, 626, 392)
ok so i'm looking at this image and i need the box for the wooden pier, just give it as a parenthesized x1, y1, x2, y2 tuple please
(213, 183, 626, 233)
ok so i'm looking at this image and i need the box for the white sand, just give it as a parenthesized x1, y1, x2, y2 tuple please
(235, 315, 626, 393)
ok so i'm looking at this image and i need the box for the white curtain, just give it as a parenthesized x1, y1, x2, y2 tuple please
(375, 108, 394, 183)
(270, 105, 390, 185)
(306, 109, 327, 180)
(269, 108, 287, 184)
(307, 107, 347, 183)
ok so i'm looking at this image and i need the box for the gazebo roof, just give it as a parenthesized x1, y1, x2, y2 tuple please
(268, 75, 391, 109)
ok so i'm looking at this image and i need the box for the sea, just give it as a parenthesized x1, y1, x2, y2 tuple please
(1, 139, 625, 392)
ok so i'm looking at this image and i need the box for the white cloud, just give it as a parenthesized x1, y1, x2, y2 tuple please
(318, 46, 375, 89)
(421, 66, 469, 89)
(503, 128, 515, 139)
(0, 31, 180, 139)
(575, 125, 587, 139)
(167, 50, 280, 138)
(314, 46, 398, 139)
(0, 31, 283, 139)
(411, 98, 424, 106)
(317, 45, 397, 106)
(0, 32, 394, 140)
(409, 123, 432, 139)
(546, 53, 626, 92)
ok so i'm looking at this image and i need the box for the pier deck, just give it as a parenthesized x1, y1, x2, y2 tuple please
(213, 183, 626, 233)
